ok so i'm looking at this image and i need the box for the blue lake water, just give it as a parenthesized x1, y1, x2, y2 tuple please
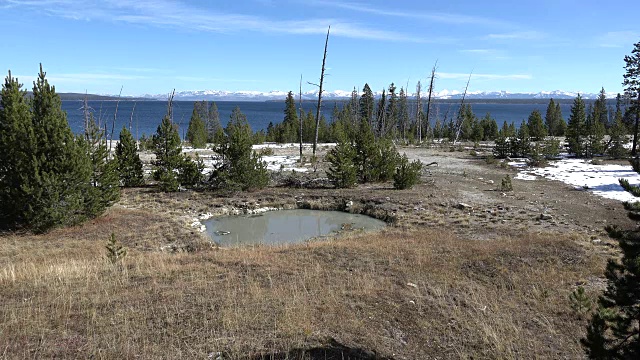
(60, 99, 574, 139)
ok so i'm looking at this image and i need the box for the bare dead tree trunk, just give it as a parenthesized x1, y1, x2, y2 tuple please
(299, 74, 303, 163)
(425, 61, 438, 144)
(83, 92, 90, 139)
(129, 101, 137, 132)
(454, 72, 472, 144)
(415, 81, 422, 143)
(110, 86, 123, 154)
(312, 26, 330, 160)
(633, 92, 640, 156)
(167, 89, 175, 124)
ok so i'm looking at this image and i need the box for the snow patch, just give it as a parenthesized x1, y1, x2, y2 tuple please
(512, 158, 640, 202)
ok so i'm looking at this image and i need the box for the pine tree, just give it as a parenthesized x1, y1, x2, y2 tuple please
(194, 101, 222, 144)
(359, 83, 375, 129)
(30, 66, 94, 231)
(393, 154, 422, 190)
(594, 88, 610, 128)
(545, 99, 558, 136)
(0, 71, 34, 228)
(386, 83, 398, 138)
(152, 115, 182, 192)
(510, 120, 531, 157)
(82, 110, 120, 217)
(583, 169, 640, 357)
(115, 126, 144, 187)
(608, 115, 629, 159)
(480, 113, 498, 141)
(186, 107, 208, 148)
(278, 91, 299, 143)
(354, 119, 377, 183)
(210, 106, 268, 191)
(567, 94, 587, 157)
(326, 137, 357, 188)
(371, 138, 399, 182)
(527, 109, 547, 141)
(493, 131, 511, 159)
(586, 103, 606, 157)
(398, 87, 409, 142)
(0, 66, 101, 232)
(624, 41, 640, 156)
(375, 89, 387, 137)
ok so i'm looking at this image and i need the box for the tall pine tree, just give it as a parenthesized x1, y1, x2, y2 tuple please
(567, 94, 587, 157)
(186, 106, 208, 148)
(115, 126, 144, 187)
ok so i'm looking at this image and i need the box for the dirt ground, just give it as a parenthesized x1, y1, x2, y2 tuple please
(0, 144, 633, 359)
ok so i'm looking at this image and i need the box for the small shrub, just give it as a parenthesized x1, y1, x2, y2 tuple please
(393, 154, 423, 190)
(485, 154, 497, 165)
(258, 147, 274, 156)
(469, 150, 478, 157)
(105, 233, 127, 265)
(500, 174, 513, 192)
(569, 286, 592, 318)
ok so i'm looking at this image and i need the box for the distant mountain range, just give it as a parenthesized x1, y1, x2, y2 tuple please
(139, 89, 614, 102)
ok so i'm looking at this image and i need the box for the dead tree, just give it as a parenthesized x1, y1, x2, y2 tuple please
(109, 86, 123, 153)
(415, 80, 422, 143)
(453, 72, 472, 144)
(311, 26, 330, 160)
(425, 61, 438, 144)
(299, 74, 303, 163)
(129, 101, 137, 132)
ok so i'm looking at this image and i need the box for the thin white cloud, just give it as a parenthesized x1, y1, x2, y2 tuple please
(2, 0, 429, 42)
(308, 0, 514, 28)
(459, 48, 511, 60)
(596, 31, 640, 48)
(485, 31, 545, 40)
(437, 72, 532, 81)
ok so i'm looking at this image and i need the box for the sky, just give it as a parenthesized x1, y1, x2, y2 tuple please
(0, 0, 638, 96)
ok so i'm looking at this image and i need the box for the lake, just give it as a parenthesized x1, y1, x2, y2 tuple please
(60, 99, 575, 139)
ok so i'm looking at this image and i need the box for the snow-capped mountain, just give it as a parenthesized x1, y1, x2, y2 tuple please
(142, 89, 611, 101)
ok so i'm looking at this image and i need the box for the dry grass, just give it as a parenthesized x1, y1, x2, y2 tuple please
(0, 207, 603, 359)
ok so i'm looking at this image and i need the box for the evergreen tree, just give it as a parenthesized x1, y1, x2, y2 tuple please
(398, 87, 410, 142)
(594, 87, 610, 128)
(152, 115, 183, 192)
(0, 67, 100, 232)
(210, 106, 268, 191)
(545, 99, 558, 136)
(583, 161, 640, 357)
(115, 126, 144, 187)
(480, 113, 498, 141)
(375, 89, 387, 137)
(386, 83, 398, 138)
(510, 120, 531, 157)
(567, 94, 587, 157)
(194, 100, 222, 144)
(186, 107, 208, 148)
(493, 130, 511, 159)
(326, 137, 357, 188)
(82, 111, 120, 217)
(555, 102, 567, 136)
(624, 41, 640, 156)
(0, 71, 35, 228)
(371, 138, 399, 182)
(586, 103, 606, 157)
(359, 83, 375, 128)
(393, 154, 423, 190)
(354, 119, 377, 183)
(608, 115, 629, 159)
(459, 104, 475, 141)
(527, 109, 547, 141)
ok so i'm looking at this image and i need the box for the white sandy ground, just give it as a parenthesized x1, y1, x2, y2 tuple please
(511, 158, 640, 203)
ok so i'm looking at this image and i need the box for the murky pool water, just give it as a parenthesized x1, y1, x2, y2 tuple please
(203, 209, 386, 247)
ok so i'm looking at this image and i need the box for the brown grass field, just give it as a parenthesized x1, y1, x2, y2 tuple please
(1, 148, 626, 359)
(0, 203, 607, 359)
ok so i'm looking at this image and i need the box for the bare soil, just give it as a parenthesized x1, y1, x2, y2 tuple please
(0, 144, 631, 359)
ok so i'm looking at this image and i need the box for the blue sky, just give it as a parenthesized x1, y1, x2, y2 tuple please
(0, 0, 638, 96)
